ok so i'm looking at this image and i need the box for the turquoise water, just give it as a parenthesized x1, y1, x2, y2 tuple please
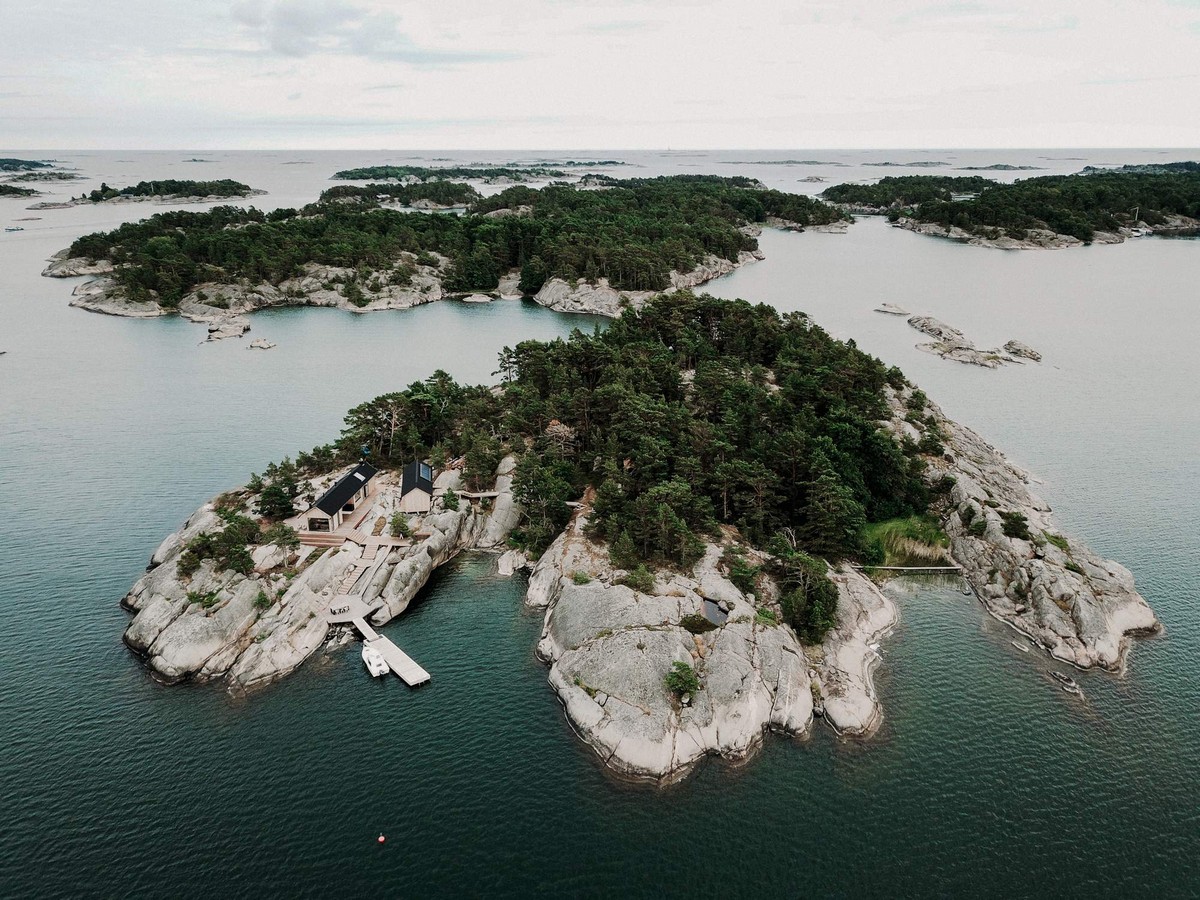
(2, 151, 1199, 897)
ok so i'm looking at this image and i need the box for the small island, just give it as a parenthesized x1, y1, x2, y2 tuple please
(823, 169, 1200, 248)
(122, 294, 1157, 781)
(0, 157, 55, 172)
(43, 175, 848, 328)
(0, 184, 39, 198)
(332, 165, 574, 183)
(77, 178, 262, 204)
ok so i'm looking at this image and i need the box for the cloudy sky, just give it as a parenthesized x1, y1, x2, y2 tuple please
(4, 0, 1200, 149)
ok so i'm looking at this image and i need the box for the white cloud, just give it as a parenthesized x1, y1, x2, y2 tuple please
(0, 0, 1197, 148)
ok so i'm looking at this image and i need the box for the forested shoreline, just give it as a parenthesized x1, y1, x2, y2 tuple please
(63, 175, 847, 307)
(823, 168, 1200, 242)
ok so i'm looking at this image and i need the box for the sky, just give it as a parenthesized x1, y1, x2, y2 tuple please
(3, 0, 1200, 149)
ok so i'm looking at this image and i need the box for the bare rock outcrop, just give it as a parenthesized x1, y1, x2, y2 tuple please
(529, 508, 896, 781)
(533, 251, 764, 318)
(886, 386, 1159, 670)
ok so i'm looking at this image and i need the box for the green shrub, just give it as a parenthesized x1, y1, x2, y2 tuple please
(665, 661, 700, 697)
(968, 518, 987, 537)
(442, 489, 460, 511)
(1001, 511, 1032, 541)
(187, 590, 220, 609)
(1065, 561, 1085, 575)
(680, 613, 717, 634)
(571, 570, 592, 585)
(621, 565, 655, 593)
(390, 512, 412, 538)
(720, 545, 760, 594)
(254, 590, 272, 610)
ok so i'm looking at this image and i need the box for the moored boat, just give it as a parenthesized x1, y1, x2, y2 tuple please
(362, 643, 390, 678)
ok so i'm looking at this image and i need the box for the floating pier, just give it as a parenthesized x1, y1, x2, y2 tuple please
(352, 617, 431, 687)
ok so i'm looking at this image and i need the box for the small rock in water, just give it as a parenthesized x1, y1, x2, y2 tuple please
(1003, 339, 1042, 361)
(248, 338, 276, 350)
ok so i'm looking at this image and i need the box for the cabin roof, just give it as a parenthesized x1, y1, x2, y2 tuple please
(401, 460, 434, 497)
(313, 462, 378, 515)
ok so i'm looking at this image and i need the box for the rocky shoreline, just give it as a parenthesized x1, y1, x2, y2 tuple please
(520, 503, 896, 782)
(122, 383, 1160, 781)
(28, 189, 266, 211)
(895, 214, 1200, 250)
(122, 457, 521, 687)
(42, 243, 772, 330)
(885, 386, 1159, 670)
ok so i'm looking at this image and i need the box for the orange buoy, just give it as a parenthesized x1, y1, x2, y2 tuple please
(378, 834, 386, 844)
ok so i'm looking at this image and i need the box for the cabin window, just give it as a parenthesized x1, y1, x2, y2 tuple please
(308, 518, 331, 532)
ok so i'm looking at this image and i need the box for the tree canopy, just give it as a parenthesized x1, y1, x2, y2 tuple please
(67, 176, 847, 307)
(824, 169, 1200, 242)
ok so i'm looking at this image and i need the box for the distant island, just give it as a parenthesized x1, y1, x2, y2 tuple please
(319, 180, 480, 209)
(44, 175, 848, 326)
(332, 165, 574, 183)
(0, 184, 39, 198)
(957, 164, 1043, 171)
(823, 169, 1200, 248)
(863, 161, 950, 168)
(0, 157, 54, 172)
(78, 178, 261, 203)
(120, 293, 1157, 781)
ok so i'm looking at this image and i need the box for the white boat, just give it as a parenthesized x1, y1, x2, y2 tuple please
(4, 226, 24, 232)
(362, 643, 390, 678)
(1011, 640, 1030, 653)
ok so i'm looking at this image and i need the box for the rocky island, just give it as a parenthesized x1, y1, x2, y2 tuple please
(122, 294, 1157, 781)
(42, 175, 847, 331)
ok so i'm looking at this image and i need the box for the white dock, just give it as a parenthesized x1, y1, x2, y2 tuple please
(352, 616, 431, 687)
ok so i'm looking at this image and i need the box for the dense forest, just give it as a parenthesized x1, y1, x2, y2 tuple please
(822, 175, 1000, 207)
(81, 179, 255, 202)
(0, 158, 52, 172)
(0, 184, 38, 197)
(825, 169, 1200, 242)
(318, 181, 480, 207)
(332, 165, 569, 182)
(67, 175, 847, 307)
(263, 293, 934, 642)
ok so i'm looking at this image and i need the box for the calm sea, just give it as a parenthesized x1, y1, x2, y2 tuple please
(1, 149, 1198, 898)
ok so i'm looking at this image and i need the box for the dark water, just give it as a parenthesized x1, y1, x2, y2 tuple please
(2, 150, 1199, 897)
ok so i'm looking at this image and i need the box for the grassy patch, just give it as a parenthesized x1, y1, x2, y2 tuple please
(570, 570, 592, 585)
(862, 515, 950, 566)
(755, 607, 778, 626)
(1043, 531, 1070, 552)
